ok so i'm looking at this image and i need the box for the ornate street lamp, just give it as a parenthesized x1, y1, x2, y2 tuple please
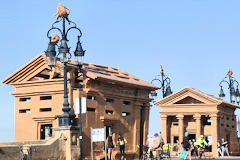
(219, 69, 240, 105)
(151, 65, 173, 99)
(45, 3, 85, 126)
(44, 4, 85, 159)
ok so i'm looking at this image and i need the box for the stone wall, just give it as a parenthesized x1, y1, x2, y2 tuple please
(31, 138, 62, 160)
(0, 146, 19, 160)
(0, 135, 65, 160)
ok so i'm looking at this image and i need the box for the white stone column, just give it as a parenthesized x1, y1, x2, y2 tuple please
(161, 114, 168, 143)
(194, 113, 201, 139)
(210, 114, 219, 157)
(177, 114, 184, 143)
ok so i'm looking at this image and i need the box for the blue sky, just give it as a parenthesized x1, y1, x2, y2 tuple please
(1, 0, 240, 142)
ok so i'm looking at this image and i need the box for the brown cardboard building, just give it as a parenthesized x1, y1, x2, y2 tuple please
(154, 87, 240, 157)
(2, 53, 158, 159)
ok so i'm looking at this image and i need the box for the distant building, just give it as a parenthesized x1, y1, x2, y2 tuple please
(154, 87, 240, 157)
(2, 53, 158, 159)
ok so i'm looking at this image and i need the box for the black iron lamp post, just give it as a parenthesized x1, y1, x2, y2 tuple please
(45, 14, 85, 126)
(219, 69, 240, 105)
(45, 8, 85, 160)
(150, 65, 173, 99)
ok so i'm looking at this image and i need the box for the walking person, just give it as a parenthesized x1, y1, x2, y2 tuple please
(118, 134, 127, 159)
(195, 135, 208, 158)
(176, 140, 181, 157)
(217, 139, 222, 157)
(146, 134, 154, 157)
(190, 139, 196, 157)
(106, 132, 116, 160)
(150, 133, 162, 159)
(221, 138, 230, 157)
(180, 132, 191, 160)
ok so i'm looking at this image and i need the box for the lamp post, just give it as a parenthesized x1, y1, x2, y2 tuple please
(44, 4, 85, 160)
(150, 65, 172, 99)
(219, 69, 240, 105)
(76, 62, 84, 160)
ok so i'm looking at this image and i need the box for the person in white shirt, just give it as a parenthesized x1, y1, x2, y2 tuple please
(145, 134, 154, 158)
(146, 134, 154, 148)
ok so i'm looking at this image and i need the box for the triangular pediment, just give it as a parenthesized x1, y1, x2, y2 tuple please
(174, 96, 204, 104)
(2, 54, 64, 85)
(154, 87, 222, 106)
(28, 68, 63, 81)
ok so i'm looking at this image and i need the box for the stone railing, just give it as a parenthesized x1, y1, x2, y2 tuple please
(0, 135, 61, 160)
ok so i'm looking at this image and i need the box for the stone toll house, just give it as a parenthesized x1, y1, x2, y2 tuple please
(1, 53, 158, 159)
(154, 87, 240, 157)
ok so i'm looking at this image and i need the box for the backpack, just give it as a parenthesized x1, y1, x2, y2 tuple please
(180, 148, 187, 159)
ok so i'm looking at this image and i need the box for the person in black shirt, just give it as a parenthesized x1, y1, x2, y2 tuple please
(106, 132, 116, 160)
(221, 138, 229, 157)
(181, 132, 191, 160)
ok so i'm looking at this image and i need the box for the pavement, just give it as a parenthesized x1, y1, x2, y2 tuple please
(166, 156, 240, 160)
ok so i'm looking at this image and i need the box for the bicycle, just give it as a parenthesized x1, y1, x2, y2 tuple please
(140, 145, 153, 160)
(193, 145, 210, 160)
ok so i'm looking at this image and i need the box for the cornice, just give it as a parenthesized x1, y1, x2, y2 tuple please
(160, 111, 219, 116)
(32, 116, 57, 122)
(13, 79, 64, 87)
(11, 90, 64, 97)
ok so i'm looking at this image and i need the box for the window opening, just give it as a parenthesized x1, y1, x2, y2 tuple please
(20, 97, 31, 102)
(173, 122, 179, 126)
(123, 101, 131, 105)
(87, 95, 96, 100)
(106, 98, 114, 103)
(40, 96, 52, 100)
(87, 108, 95, 112)
(105, 110, 114, 115)
(40, 108, 52, 112)
(19, 109, 30, 113)
(122, 112, 130, 117)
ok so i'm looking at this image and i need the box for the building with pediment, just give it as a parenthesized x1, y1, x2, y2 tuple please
(154, 87, 240, 157)
(2, 53, 158, 159)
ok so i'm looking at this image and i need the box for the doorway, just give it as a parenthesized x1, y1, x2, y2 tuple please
(40, 124, 52, 140)
(105, 126, 111, 138)
(189, 134, 196, 141)
(173, 136, 179, 143)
